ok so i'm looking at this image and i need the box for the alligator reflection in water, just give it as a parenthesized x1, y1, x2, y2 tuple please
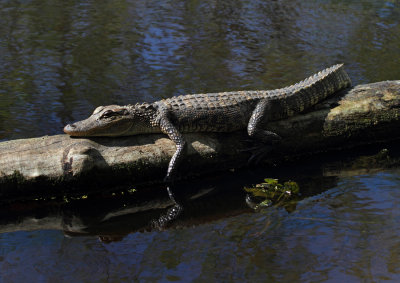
(0, 172, 338, 242)
(0, 181, 250, 241)
(0, 143, 399, 242)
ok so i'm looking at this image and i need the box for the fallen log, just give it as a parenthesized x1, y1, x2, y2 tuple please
(0, 80, 399, 201)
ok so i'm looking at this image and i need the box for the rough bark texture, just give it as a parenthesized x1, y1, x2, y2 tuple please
(0, 80, 399, 201)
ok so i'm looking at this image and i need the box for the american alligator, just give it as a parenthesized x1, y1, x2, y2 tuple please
(64, 64, 351, 180)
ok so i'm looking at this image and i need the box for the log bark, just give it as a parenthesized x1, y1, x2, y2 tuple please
(0, 80, 399, 201)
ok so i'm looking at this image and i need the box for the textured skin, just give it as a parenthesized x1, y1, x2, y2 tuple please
(64, 64, 351, 180)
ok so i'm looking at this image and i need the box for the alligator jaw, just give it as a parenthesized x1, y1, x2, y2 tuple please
(63, 116, 110, 136)
(63, 122, 96, 136)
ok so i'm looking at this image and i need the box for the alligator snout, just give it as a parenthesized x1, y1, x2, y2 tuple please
(63, 120, 104, 136)
(64, 123, 77, 135)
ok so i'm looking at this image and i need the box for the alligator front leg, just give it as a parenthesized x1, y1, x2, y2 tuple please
(149, 110, 187, 230)
(247, 99, 282, 163)
(157, 111, 187, 182)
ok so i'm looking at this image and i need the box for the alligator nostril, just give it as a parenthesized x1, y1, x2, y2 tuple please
(64, 123, 77, 134)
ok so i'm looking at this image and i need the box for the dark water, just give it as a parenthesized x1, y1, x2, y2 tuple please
(1, 0, 400, 282)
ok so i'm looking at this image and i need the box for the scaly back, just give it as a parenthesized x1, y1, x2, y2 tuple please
(153, 64, 351, 133)
(158, 64, 351, 115)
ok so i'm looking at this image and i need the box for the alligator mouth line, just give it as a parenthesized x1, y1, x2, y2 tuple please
(64, 124, 108, 136)
(64, 121, 132, 137)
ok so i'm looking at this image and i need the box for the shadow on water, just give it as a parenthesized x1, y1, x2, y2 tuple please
(1, 141, 399, 243)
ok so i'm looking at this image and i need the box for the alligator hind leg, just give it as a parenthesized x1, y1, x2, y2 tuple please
(247, 99, 282, 163)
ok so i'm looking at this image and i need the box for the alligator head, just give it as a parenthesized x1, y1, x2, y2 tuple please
(64, 103, 159, 137)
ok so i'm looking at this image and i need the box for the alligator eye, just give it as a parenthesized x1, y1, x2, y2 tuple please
(101, 110, 114, 118)
(100, 109, 129, 119)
